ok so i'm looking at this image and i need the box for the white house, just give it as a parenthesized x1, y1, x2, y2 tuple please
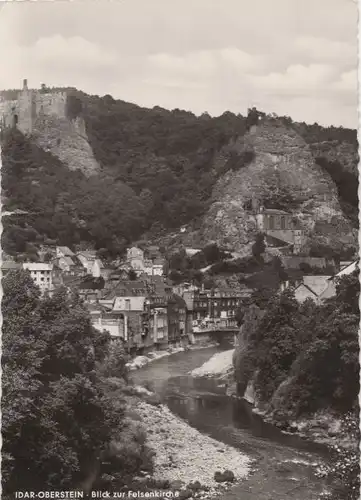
(23, 262, 53, 293)
(77, 251, 97, 274)
(127, 247, 145, 274)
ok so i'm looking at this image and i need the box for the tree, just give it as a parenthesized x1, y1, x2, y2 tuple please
(2, 270, 130, 494)
(252, 233, 266, 261)
(128, 269, 137, 281)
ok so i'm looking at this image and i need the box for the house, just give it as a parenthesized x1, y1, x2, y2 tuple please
(57, 255, 78, 273)
(319, 260, 359, 301)
(112, 295, 147, 347)
(293, 283, 320, 303)
(167, 294, 188, 346)
(77, 251, 97, 274)
(99, 279, 150, 351)
(281, 275, 331, 304)
(127, 247, 145, 274)
(56, 246, 75, 259)
(152, 258, 165, 276)
(256, 207, 304, 254)
(144, 300, 169, 349)
(89, 302, 125, 339)
(1, 261, 22, 276)
(92, 258, 105, 278)
(22, 262, 53, 293)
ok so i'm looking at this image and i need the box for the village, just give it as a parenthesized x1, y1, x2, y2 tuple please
(2, 216, 358, 356)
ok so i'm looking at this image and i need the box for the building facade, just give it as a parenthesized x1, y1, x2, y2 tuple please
(22, 262, 53, 293)
(256, 207, 304, 254)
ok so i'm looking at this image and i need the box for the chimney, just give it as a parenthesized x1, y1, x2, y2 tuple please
(23, 79, 28, 90)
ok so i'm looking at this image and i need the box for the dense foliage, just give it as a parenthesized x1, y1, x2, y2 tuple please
(240, 271, 359, 414)
(316, 156, 358, 227)
(1, 130, 146, 257)
(2, 270, 152, 494)
(166, 244, 232, 284)
(1, 91, 358, 258)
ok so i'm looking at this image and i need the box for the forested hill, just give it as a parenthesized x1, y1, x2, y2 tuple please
(1, 88, 358, 259)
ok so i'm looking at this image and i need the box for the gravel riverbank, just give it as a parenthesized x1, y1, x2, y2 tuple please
(190, 350, 234, 379)
(134, 398, 252, 495)
(127, 344, 219, 371)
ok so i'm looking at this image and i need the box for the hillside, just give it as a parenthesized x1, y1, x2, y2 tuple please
(1, 88, 358, 260)
(200, 119, 357, 254)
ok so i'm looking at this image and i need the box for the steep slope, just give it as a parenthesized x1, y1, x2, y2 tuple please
(32, 113, 100, 176)
(200, 119, 357, 253)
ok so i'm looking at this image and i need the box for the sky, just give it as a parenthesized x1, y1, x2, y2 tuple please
(0, 0, 358, 128)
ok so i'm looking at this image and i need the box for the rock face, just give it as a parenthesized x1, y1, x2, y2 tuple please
(200, 120, 355, 251)
(32, 115, 100, 176)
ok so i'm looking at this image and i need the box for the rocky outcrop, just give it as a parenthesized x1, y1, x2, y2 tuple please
(200, 120, 356, 252)
(32, 114, 100, 176)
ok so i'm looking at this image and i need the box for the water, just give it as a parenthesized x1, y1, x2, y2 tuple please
(131, 347, 334, 500)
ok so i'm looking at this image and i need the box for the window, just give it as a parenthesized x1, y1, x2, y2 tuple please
(269, 215, 275, 229)
(280, 216, 286, 229)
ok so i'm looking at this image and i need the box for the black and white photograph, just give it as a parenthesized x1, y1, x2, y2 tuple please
(0, 0, 359, 499)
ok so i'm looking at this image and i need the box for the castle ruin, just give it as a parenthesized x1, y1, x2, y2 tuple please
(0, 79, 67, 135)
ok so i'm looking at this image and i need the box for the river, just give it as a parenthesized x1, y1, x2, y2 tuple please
(131, 346, 336, 500)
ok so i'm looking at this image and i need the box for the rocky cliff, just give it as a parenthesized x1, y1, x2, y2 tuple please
(200, 119, 356, 252)
(32, 114, 100, 176)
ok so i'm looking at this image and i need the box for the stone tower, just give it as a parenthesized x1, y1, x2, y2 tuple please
(17, 78, 36, 135)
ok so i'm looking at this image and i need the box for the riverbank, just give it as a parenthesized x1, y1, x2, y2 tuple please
(190, 349, 234, 379)
(133, 395, 252, 497)
(127, 343, 219, 371)
(191, 352, 357, 451)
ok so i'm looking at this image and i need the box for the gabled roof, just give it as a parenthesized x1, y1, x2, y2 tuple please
(294, 282, 319, 298)
(2, 261, 22, 270)
(77, 250, 96, 260)
(335, 260, 358, 278)
(303, 275, 331, 296)
(61, 256, 76, 266)
(57, 246, 74, 256)
(102, 280, 148, 300)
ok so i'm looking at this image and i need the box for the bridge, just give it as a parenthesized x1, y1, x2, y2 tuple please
(190, 324, 239, 346)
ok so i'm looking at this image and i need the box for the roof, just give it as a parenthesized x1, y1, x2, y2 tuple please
(61, 256, 76, 266)
(102, 280, 148, 300)
(2, 261, 22, 270)
(78, 277, 105, 290)
(87, 302, 109, 313)
(294, 283, 319, 299)
(57, 246, 74, 256)
(335, 260, 358, 278)
(113, 296, 146, 312)
(23, 263, 53, 271)
(303, 276, 331, 296)
(261, 208, 290, 215)
(264, 234, 290, 248)
(77, 251, 96, 261)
